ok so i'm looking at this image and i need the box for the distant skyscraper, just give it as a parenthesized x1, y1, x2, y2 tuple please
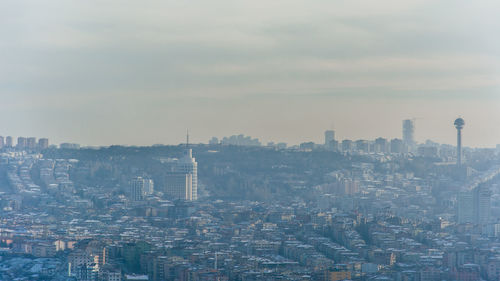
(390, 138, 404, 154)
(221, 134, 261, 146)
(457, 191, 474, 224)
(27, 137, 37, 150)
(374, 137, 388, 153)
(341, 140, 353, 153)
(60, 143, 80, 149)
(329, 140, 339, 152)
(457, 186, 491, 225)
(402, 119, 415, 149)
(0, 136, 3, 149)
(324, 130, 335, 150)
(474, 186, 491, 225)
(5, 136, 13, 148)
(38, 138, 49, 149)
(17, 137, 26, 150)
(454, 117, 465, 166)
(164, 139, 198, 201)
(165, 173, 193, 200)
(355, 140, 369, 153)
(209, 137, 219, 145)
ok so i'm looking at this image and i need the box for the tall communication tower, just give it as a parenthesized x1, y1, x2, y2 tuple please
(454, 117, 465, 166)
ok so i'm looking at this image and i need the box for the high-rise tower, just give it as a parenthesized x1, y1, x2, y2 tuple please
(5, 136, 13, 148)
(164, 132, 198, 201)
(38, 138, 49, 150)
(454, 117, 465, 166)
(324, 130, 335, 150)
(474, 186, 491, 225)
(457, 191, 473, 223)
(324, 130, 335, 145)
(402, 119, 415, 150)
(130, 176, 146, 201)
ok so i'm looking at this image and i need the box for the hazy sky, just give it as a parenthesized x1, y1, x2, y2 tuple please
(1, 0, 500, 147)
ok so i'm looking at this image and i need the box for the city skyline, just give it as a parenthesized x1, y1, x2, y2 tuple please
(0, 115, 492, 149)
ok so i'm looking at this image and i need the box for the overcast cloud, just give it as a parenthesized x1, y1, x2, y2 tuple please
(1, 0, 499, 146)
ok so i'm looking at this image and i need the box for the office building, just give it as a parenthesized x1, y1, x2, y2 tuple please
(457, 186, 491, 225)
(130, 177, 146, 201)
(390, 138, 404, 154)
(329, 140, 339, 152)
(417, 146, 438, 158)
(355, 140, 369, 153)
(5, 136, 13, 147)
(221, 134, 261, 146)
(374, 137, 388, 153)
(38, 138, 49, 149)
(457, 191, 474, 224)
(165, 173, 193, 200)
(164, 147, 198, 201)
(474, 186, 491, 225)
(0, 136, 3, 148)
(402, 119, 415, 150)
(27, 137, 37, 150)
(17, 137, 27, 150)
(60, 143, 81, 149)
(341, 140, 353, 153)
(324, 130, 335, 150)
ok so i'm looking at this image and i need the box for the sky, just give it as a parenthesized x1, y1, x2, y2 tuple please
(1, 0, 500, 147)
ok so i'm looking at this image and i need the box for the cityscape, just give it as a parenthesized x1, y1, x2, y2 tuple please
(1, 118, 500, 280)
(2, 1, 500, 280)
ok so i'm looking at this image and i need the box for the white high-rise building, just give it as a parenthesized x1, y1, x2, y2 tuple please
(165, 147, 198, 201)
(179, 148, 198, 200)
(130, 177, 145, 201)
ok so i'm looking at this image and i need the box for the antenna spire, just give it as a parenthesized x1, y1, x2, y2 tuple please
(186, 129, 189, 148)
